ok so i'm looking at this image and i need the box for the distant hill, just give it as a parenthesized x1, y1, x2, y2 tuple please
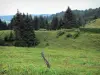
(0, 7, 100, 24)
(0, 14, 51, 23)
(0, 15, 13, 23)
(48, 7, 100, 23)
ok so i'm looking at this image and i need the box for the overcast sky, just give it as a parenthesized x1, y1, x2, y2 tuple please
(0, 0, 100, 15)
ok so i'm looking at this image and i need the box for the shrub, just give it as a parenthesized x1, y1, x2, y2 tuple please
(4, 35, 9, 42)
(4, 32, 15, 42)
(44, 37, 48, 41)
(8, 32, 15, 41)
(66, 33, 72, 38)
(56, 30, 65, 38)
(14, 40, 28, 47)
(73, 30, 80, 39)
(80, 28, 100, 33)
(45, 42, 49, 46)
(33, 38, 40, 46)
(14, 38, 40, 47)
(0, 39, 5, 46)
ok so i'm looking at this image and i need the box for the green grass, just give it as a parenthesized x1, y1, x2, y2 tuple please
(85, 18, 100, 28)
(35, 30, 100, 51)
(0, 46, 100, 75)
(0, 30, 100, 75)
(1, 29, 100, 50)
(0, 19, 100, 75)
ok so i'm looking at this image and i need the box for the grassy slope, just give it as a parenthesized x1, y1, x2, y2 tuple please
(85, 19, 100, 28)
(36, 30, 100, 50)
(0, 19, 100, 75)
(1, 29, 100, 50)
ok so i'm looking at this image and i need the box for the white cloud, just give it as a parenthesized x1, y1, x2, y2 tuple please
(0, 0, 100, 15)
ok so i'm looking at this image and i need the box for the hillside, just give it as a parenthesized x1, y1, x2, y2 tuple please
(85, 18, 100, 28)
(0, 19, 100, 75)
(0, 28, 100, 50)
(36, 30, 100, 50)
(0, 19, 100, 49)
(48, 7, 100, 24)
(0, 30, 100, 75)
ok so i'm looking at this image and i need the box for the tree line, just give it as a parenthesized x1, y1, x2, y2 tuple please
(50, 7, 100, 25)
(0, 7, 100, 47)
(0, 19, 8, 30)
(0, 7, 83, 31)
(10, 7, 81, 30)
(1, 7, 100, 30)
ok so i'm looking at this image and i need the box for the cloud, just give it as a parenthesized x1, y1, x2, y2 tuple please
(0, 0, 100, 15)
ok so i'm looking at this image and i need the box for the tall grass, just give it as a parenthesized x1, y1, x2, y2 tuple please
(0, 47, 100, 75)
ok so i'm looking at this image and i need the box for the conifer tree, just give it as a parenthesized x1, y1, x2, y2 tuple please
(58, 18, 64, 29)
(0, 19, 8, 30)
(10, 10, 39, 47)
(51, 16, 59, 30)
(33, 16, 40, 30)
(63, 7, 78, 28)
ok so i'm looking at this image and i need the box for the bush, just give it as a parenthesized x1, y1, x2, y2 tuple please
(4, 32, 15, 42)
(33, 38, 40, 46)
(0, 39, 5, 46)
(66, 33, 72, 38)
(45, 42, 49, 46)
(14, 38, 40, 47)
(8, 32, 15, 41)
(3, 32, 15, 46)
(4, 35, 9, 42)
(14, 40, 28, 47)
(80, 28, 100, 33)
(73, 30, 80, 39)
(56, 30, 65, 38)
(44, 36, 48, 41)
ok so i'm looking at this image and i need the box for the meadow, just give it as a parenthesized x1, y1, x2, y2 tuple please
(0, 19, 100, 75)
(0, 46, 100, 75)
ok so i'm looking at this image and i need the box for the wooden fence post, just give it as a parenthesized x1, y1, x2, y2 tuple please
(41, 51, 50, 68)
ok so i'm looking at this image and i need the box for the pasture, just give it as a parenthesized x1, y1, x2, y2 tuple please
(0, 46, 100, 75)
(0, 19, 100, 75)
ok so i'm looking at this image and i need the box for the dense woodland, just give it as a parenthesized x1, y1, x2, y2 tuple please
(0, 7, 100, 47)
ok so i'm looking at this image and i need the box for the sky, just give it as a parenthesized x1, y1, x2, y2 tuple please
(0, 0, 100, 15)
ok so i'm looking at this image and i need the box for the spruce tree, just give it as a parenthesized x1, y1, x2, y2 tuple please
(58, 18, 64, 29)
(44, 17, 49, 29)
(63, 7, 77, 29)
(39, 16, 45, 28)
(33, 16, 40, 30)
(51, 16, 59, 30)
(0, 19, 8, 30)
(11, 10, 38, 47)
